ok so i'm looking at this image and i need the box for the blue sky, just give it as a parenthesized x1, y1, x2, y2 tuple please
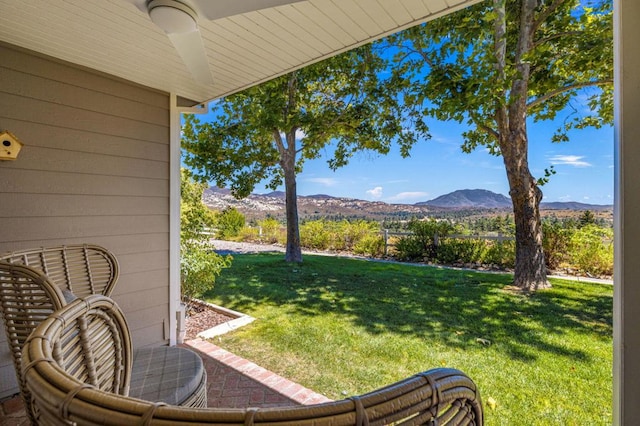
(191, 107, 613, 206)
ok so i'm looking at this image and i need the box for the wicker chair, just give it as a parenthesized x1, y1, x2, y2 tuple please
(0, 244, 206, 425)
(23, 295, 483, 426)
(0, 244, 118, 424)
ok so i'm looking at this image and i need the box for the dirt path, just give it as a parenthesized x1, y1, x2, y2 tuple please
(211, 239, 287, 255)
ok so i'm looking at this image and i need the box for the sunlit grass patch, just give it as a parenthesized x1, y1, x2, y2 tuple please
(203, 254, 612, 425)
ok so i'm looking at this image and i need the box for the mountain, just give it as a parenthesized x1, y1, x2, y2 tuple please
(203, 187, 284, 214)
(203, 187, 431, 221)
(202, 186, 612, 221)
(540, 201, 612, 211)
(417, 189, 512, 209)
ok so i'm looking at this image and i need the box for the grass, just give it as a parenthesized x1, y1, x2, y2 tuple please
(202, 253, 613, 425)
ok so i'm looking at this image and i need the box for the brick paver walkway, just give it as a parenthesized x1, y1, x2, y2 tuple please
(184, 338, 331, 408)
(0, 339, 330, 425)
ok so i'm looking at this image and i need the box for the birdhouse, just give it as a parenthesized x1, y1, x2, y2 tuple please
(0, 131, 23, 161)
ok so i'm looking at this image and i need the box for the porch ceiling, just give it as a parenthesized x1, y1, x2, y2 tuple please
(0, 0, 480, 104)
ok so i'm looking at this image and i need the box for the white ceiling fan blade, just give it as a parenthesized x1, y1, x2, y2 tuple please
(167, 29, 213, 85)
(195, 0, 306, 21)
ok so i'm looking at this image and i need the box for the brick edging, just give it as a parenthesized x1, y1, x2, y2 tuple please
(185, 339, 332, 405)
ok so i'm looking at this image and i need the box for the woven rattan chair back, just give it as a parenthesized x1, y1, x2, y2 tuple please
(0, 244, 119, 425)
(23, 295, 483, 426)
(26, 295, 132, 391)
(0, 244, 119, 298)
(23, 295, 132, 424)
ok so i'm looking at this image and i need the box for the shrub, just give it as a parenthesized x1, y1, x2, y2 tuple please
(180, 170, 232, 310)
(568, 224, 613, 276)
(393, 236, 426, 261)
(300, 220, 331, 250)
(181, 241, 232, 310)
(341, 220, 381, 252)
(237, 226, 260, 242)
(325, 221, 348, 251)
(257, 217, 283, 244)
(300, 219, 381, 252)
(394, 219, 454, 261)
(484, 240, 516, 269)
(353, 234, 385, 257)
(542, 221, 571, 270)
(216, 207, 245, 239)
(436, 238, 487, 265)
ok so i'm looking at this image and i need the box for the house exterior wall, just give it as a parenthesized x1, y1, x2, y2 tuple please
(614, 0, 640, 423)
(0, 43, 171, 399)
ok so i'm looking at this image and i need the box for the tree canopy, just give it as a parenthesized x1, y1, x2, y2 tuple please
(182, 44, 428, 262)
(383, 0, 612, 289)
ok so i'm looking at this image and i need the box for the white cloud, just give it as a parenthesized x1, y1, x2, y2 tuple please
(431, 134, 459, 146)
(305, 177, 338, 186)
(295, 129, 306, 140)
(366, 186, 383, 199)
(549, 155, 592, 167)
(387, 191, 429, 202)
(279, 129, 307, 141)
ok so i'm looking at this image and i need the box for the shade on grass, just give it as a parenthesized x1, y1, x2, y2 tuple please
(202, 254, 612, 425)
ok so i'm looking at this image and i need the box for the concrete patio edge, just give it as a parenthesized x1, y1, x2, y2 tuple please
(193, 299, 256, 339)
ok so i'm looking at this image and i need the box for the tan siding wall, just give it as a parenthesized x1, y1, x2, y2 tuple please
(0, 43, 171, 398)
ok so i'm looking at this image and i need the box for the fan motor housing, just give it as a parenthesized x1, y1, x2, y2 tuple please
(148, 0, 198, 34)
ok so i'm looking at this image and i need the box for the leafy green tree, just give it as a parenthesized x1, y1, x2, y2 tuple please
(216, 207, 245, 239)
(180, 170, 231, 309)
(181, 168, 216, 242)
(182, 45, 426, 262)
(578, 210, 597, 228)
(385, 0, 612, 290)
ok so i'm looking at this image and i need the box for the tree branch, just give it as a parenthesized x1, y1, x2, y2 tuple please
(284, 72, 298, 121)
(470, 111, 500, 140)
(385, 39, 434, 68)
(527, 79, 613, 109)
(532, 0, 566, 33)
(529, 52, 568, 76)
(272, 129, 286, 156)
(493, 0, 508, 134)
(303, 90, 360, 143)
(532, 31, 583, 49)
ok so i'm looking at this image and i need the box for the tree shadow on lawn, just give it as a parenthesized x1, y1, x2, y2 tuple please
(206, 254, 612, 363)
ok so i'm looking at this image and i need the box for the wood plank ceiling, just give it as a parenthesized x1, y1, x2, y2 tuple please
(0, 0, 481, 103)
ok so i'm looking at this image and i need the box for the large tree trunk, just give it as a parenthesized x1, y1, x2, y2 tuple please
(508, 171, 550, 290)
(497, 0, 549, 291)
(502, 132, 550, 291)
(279, 73, 302, 263)
(282, 155, 302, 263)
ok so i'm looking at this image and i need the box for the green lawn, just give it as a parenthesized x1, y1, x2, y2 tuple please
(202, 254, 612, 425)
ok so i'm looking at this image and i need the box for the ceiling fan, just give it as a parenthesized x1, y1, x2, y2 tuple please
(127, 0, 305, 85)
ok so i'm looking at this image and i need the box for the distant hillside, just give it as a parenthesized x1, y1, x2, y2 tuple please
(417, 189, 512, 209)
(203, 187, 431, 221)
(540, 201, 612, 211)
(202, 186, 612, 222)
